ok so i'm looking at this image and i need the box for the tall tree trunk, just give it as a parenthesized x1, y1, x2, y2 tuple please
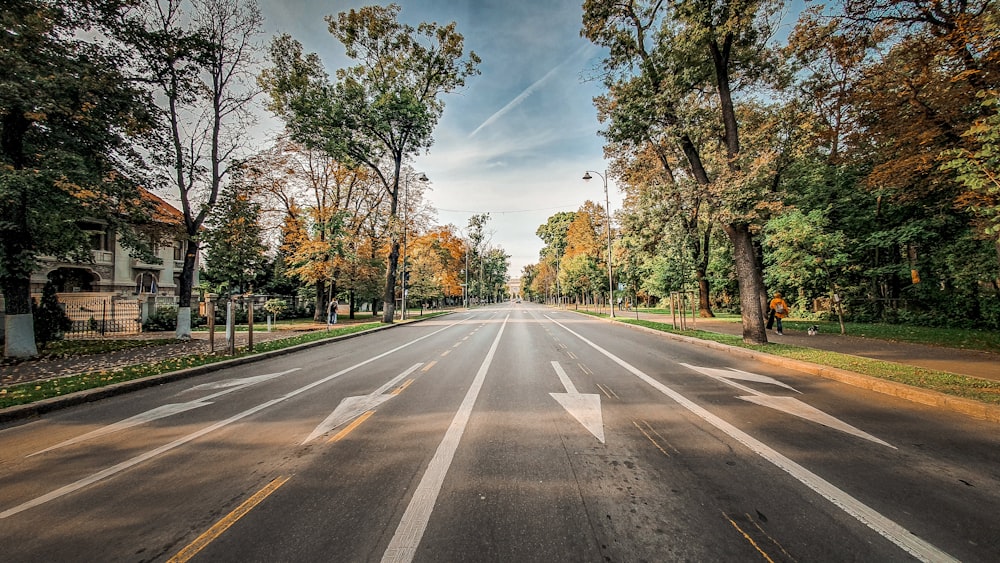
(723, 223, 767, 344)
(1, 276, 37, 358)
(693, 222, 714, 317)
(314, 280, 327, 322)
(382, 239, 400, 323)
(175, 237, 199, 340)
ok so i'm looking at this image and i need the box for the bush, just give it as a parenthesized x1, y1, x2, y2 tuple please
(143, 306, 178, 332)
(33, 281, 72, 347)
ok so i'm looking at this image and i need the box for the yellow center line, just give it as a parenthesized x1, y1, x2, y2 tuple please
(168, 476, 290, 563)
(632, 419, 670, 457)
(724, 512, 776, 563)
(392, 378, 415, 395)
(440, 350, 450, 357)
(329, 410, 376, 443)
(421, 361, 437, 372)
(452, 342, 462, 348)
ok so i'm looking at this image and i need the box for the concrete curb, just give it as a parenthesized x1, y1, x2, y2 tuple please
(588, 312, 1000, 424)
(0, 314, 448, 424)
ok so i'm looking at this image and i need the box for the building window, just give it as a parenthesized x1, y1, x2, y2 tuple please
(135, 272, 158, 295)
(174, 241, 184, 261)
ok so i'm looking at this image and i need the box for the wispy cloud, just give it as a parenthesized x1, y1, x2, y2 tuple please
(468, 43, 591, 138)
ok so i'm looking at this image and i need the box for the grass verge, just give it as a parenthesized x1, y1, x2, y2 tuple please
(614, 317, 1000, 405)
(0, 322, 381, 409)
(631, 309, 1000, 353)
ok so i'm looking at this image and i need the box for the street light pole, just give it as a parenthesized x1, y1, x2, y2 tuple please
(401, 171, 428, 320)
(583, 170, 615, 318)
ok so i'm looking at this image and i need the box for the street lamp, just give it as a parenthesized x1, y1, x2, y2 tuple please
(401, 171, 428, 319)
(582, 170, 615, 318)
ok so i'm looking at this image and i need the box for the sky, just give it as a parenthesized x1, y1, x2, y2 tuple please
(256, 0, 618, 277)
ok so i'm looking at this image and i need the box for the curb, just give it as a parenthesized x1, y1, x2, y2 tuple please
(589, 312, 1000, 424)
(0, 314, 448, 424)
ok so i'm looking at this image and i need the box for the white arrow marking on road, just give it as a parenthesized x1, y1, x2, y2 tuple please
(681, 363, 893, 449)
(187, 370, 297, 391)
(549, 361, 605, 443)
(28, 368, 301, 457)
(738, 395, 894, 448)
(680, 363, 799, 393)
(301, 363, 423, 445)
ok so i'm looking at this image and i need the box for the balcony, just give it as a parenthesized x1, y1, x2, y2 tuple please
(131, 258, 164, 270)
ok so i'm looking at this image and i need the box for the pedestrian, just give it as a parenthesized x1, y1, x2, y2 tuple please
(768, 292, 790, 335)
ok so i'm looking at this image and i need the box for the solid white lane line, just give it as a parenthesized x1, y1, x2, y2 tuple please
(546, 315, 957, 563)
(1, 318, 470, 519)
(381, 315, 510, 563)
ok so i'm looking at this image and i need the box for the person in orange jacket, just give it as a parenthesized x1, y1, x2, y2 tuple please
(768, 292, 790, 335)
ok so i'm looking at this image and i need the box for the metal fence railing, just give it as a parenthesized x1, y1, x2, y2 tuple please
(59, 294, 142, 337)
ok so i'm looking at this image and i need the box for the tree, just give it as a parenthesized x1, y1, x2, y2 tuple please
(1, 0, 157, 357)
(764, 209, 852, 333)
(260, 4, 480, 323)
(942, 95, 1000, 274)
(130, 0, 264, 339)
(203, 168, 268, 294)
(583, 0, 787, 344)
(33, 280, 72, 348)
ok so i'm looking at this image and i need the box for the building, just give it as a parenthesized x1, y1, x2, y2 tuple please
(507, 277, 522, 301)
(30, 190, 197, 299)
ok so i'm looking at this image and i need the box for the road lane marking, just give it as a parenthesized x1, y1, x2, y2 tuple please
(167, 476, 290, 563)
(440, 350, 450, 357)
(381, 315, 510, 563)
(633, 419, 678, 457)
(682, 363, 893, 448)
(303, 364, 423, 444)
(29, 369, 302, 457)
(546, 315, 958, 563)
(724, 512, 776, 563)
(329, 411, 376, 443)
(549, 362, 605, 444)
(393, 379, 415, 395)
(595, 383, 618, 399)
(421, 361, 437, 372)
(1, 320, 468, 519)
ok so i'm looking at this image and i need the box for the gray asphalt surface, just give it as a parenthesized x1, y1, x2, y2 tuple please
(1, 302, 997, 562)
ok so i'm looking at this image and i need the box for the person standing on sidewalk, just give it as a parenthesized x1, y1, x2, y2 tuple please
(768, 292, 790, 335)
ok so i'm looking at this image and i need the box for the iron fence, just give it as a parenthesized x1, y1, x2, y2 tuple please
(60, 294, 142, 337)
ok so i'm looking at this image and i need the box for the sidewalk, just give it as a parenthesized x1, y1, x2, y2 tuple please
(624, 310, 1000, 383)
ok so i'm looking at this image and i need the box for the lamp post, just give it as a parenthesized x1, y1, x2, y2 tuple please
(582, 170, 615, 318)
(401, 171, 428, 320)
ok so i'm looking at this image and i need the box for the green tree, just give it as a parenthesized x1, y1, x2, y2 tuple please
(1, 0, 157, 357)
(943, 95, 1000, 267)
(764, 209, 851, 332)
(583, 0, 787, 344)
(260, 4, 480, 323)
(32, 280, 72, 348)
(203, 173, 268, 294)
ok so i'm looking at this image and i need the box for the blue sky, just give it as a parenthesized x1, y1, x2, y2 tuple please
(258, 0, 616, 275)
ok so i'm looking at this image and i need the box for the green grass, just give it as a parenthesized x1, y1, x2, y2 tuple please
(632, 309, 1000, 353)
(0, 322, 382, 409)
(616, 318, 1000, 405)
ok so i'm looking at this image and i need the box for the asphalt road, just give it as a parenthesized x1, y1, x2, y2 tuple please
(1, 302, 998, 562)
